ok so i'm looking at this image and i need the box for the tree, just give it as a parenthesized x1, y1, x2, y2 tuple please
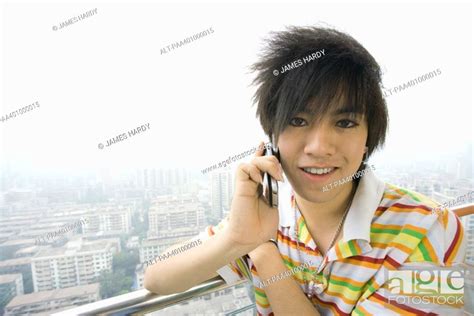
(98, 270, 133, 299)
(113, 250, 138, 276)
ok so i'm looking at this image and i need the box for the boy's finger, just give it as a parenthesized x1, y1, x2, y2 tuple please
(254, 141, 266, 157)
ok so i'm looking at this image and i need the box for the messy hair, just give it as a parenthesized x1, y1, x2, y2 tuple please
(251, 26, 388, 157)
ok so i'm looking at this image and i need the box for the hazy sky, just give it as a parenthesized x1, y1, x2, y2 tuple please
(1, 1, 472, 175)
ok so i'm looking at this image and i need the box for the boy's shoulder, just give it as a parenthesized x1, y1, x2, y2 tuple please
(377, 183, 440, 218)
(373, 183, 465, 265)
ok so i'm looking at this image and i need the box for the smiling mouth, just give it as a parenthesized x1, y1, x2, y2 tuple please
(302, 167, 336, 175)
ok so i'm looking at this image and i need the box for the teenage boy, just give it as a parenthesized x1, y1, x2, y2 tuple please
(145, 26, 466, 315)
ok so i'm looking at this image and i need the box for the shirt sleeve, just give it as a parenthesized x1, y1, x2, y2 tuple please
(197, 217, 253, 285)
(353, 209, 467, 315)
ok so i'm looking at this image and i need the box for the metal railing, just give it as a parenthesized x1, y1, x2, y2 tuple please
(52, 277, 249, 316)
(453, 203, 474, 218)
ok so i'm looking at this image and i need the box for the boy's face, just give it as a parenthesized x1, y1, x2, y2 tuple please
(278, 101, 368, 203)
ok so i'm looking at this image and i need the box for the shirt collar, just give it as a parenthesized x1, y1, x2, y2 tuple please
(278, 168, 385, 243)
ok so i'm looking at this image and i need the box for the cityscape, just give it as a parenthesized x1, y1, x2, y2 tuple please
(0, 149, 472, 315)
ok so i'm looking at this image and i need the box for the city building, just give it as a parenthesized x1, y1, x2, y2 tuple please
(82, 205, 132, 234)
(133, 264, 145, 290)
(0, 239, 35, 261)
(148, 195, 205, 238)
(135, 168, 189, 189)
(31, 238, 120, 292)
(0, 258, 33, 294)
(139, 236, 191, 264)
(0, 274, 24, 313)
(4, 283, 100, 315)
(462, 215, 474, 265)
(126, 236, 140, 249)
(210, 170, 233, 220)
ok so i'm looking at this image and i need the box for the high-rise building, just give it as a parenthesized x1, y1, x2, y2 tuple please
(148, 195, 205, 238)
(462, 215, 474, 265)
(31, 238, 119, 292)
(144, 169, 149, 188)
(136, 169, 143, 188)
(210, 170, 233, 220)
(134, 264, 145, 290)
(82, 205, 132, 234)
(157, 169, 165, 188)
(150, 169, 157, 189)
(134, 168, 188, 189)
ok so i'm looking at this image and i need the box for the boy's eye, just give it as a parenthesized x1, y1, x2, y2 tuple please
(336, 119, 358, 128)
(289, 117, 308, 127)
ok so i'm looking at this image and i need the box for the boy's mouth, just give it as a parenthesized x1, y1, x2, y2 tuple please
(302, 167, 335, 175)
(299, 166, 338, 183)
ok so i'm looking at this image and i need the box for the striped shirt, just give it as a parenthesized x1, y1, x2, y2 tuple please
(199, 169, 466, 315)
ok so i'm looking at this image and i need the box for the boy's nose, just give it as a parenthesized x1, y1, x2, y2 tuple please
(303, 126, 336, 158)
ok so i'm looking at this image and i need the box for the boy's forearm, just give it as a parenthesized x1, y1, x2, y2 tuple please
(144, 231, 254, 294)
(251, 243, 320, 315)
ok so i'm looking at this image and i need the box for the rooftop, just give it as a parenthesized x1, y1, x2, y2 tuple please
(33, 238, 119, 258)
(0, 238, 35, 247)
(0, 273, 22, 284)
(0, 257, 31, 268)
(6, 283, 100, 308)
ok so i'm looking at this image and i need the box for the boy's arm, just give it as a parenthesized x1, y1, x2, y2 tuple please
(144, 230, 253, 294)
(250, 242, 321, 315)
(145, 143, 282, 295)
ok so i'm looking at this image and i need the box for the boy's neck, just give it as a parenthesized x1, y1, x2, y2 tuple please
(294, 182, 356, 237)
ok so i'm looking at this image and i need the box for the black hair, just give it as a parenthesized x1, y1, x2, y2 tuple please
(251, 26, 388, 157)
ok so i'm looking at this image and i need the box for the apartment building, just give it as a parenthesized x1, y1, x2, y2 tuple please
(0, 274, 24, 313)
(210, 170, 233, 220)
(82, 205, 132, 234)
(31, 238, 119, 292)
(0, 258, 33, 294)
(148, 195, 205, 238)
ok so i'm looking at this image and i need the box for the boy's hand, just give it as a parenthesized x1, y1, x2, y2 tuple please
(223, 141, 282, 251)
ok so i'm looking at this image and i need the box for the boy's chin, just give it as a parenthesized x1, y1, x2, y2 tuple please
(296, 189, 334, 204)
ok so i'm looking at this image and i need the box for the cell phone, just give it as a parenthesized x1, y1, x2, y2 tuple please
(262, 140, 280, 208)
